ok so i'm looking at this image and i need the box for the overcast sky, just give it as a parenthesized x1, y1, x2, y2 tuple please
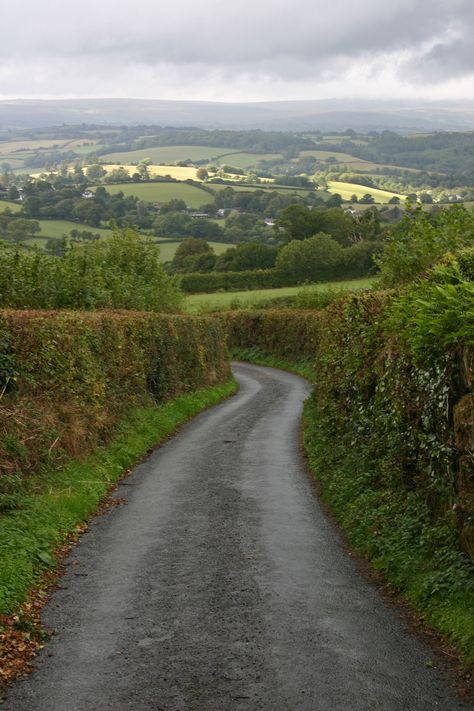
(1, 0, 473, 102)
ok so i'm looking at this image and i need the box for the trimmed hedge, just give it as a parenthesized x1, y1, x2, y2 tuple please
(179, 268, 287, 293)
(180, 242, 378, 293)
(0, 310, 229, 497)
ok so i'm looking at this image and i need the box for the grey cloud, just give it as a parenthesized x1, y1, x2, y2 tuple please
(0, 0, 473, 97)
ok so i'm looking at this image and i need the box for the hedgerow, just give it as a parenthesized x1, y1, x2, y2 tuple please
(0, 310, 229, 505)
(224, 255, 474, 662)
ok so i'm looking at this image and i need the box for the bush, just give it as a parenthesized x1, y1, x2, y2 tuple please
(0, 229, 182, 311)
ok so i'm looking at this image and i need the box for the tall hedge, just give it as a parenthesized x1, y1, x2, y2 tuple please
(224, 284, 474, 561)
(0, 310, 229, 496)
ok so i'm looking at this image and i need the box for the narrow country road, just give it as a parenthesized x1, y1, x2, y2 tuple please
(2, 363, 469, 711)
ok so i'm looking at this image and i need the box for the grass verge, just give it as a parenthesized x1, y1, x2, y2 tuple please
(231, 347, 315, 381)
(235, 349, 474, 673)
(0, 378, 237, 616)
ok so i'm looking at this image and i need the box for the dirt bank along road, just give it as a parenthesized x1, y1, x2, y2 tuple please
(2, 363, 470, 710)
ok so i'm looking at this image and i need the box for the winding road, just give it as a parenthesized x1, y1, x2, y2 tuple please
(2, 363, 469, 710)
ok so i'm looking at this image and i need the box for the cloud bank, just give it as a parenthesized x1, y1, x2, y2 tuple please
(1, 0, 473, 100)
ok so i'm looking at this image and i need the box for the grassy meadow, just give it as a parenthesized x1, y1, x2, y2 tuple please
(214, 152, 283, 168)
(37, 220, 113, 239)
(94, 181, 211, 207)
(0, 200, 22, 213)
(184, 278, 373, 313)
(102, 145, 232, 164)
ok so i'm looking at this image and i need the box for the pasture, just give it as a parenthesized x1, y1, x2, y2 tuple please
(209, 182, 320, 196)
(101, 145, 233, 164)
(37, 220, 113, 239)
(214, 152, 283, 168)
(0, 199, 22, 213)
(327, 180, 406, 203)
(95, 182, 211, 207)
(0, 139, 69, 154)
(184, 278, 373, 313)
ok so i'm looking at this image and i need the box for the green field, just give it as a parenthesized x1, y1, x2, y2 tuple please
(0, 139, 69, 154)
(37, 220, 113, 239)
(156, 240, 230, 262)
(209, 182, 319, 196)
(215, 152, 283, 168)
(102, 145, 233, 164)
(95, 182, 211, 208)
(184, 278, 373, 313)
(0, 199, 22, 213)
(300, 149, 367, 163)
(327, 181, 406, 203)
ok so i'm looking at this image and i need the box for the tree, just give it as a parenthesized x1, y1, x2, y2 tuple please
(326, 193, 343, 207)
(72, 201, 103, 227)
(105, 167, 130, 183)
(160, 199, 187, 214)
(136, 162, 150, 181)
(196, 168, 209, 181)
(86, 164, 107, 182)
(276, 233, 344, 282)
(7, 186, 19, 201)
(359, 193, 375, 204)
(172, 238, 216, 272)
(7, 219, 41, 243)
(376, 204, 474, 286)
(215, 242, 277, 272)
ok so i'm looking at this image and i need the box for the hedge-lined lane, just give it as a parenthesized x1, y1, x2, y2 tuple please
(2, 364, 465, 711)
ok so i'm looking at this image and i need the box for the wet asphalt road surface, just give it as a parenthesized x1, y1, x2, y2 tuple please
(2, 363, 470, 711)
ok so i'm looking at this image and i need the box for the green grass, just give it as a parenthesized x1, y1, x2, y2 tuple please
(94, 182, 211, 208)
(327, 180, 406, 203)
(215, 152, 282, 168)
(0, 200, 22, 213)
(300, 149, 367, 163)
(303, 396, 474, 669)
(184, 278, 372, 313)
(231, 347, 316, 381)
(209, 182, 319, 196)
(0, 378, 237, 615)
(102, 145, 233, 164)
(36, 220, 113, 239)
(157, 240, 230, 262)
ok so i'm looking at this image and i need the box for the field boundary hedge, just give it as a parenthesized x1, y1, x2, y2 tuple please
(0, 310, 229, 496)
(224, 286, 474, 666)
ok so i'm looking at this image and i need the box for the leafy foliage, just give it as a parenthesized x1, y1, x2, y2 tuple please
(0, 229, 182, 311)
(376, 204, 474, 286)
(0, 310, 229, 499)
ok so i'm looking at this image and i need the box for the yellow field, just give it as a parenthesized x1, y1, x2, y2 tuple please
(327, 181, 406, 204)
(102, 164, 200, 180)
